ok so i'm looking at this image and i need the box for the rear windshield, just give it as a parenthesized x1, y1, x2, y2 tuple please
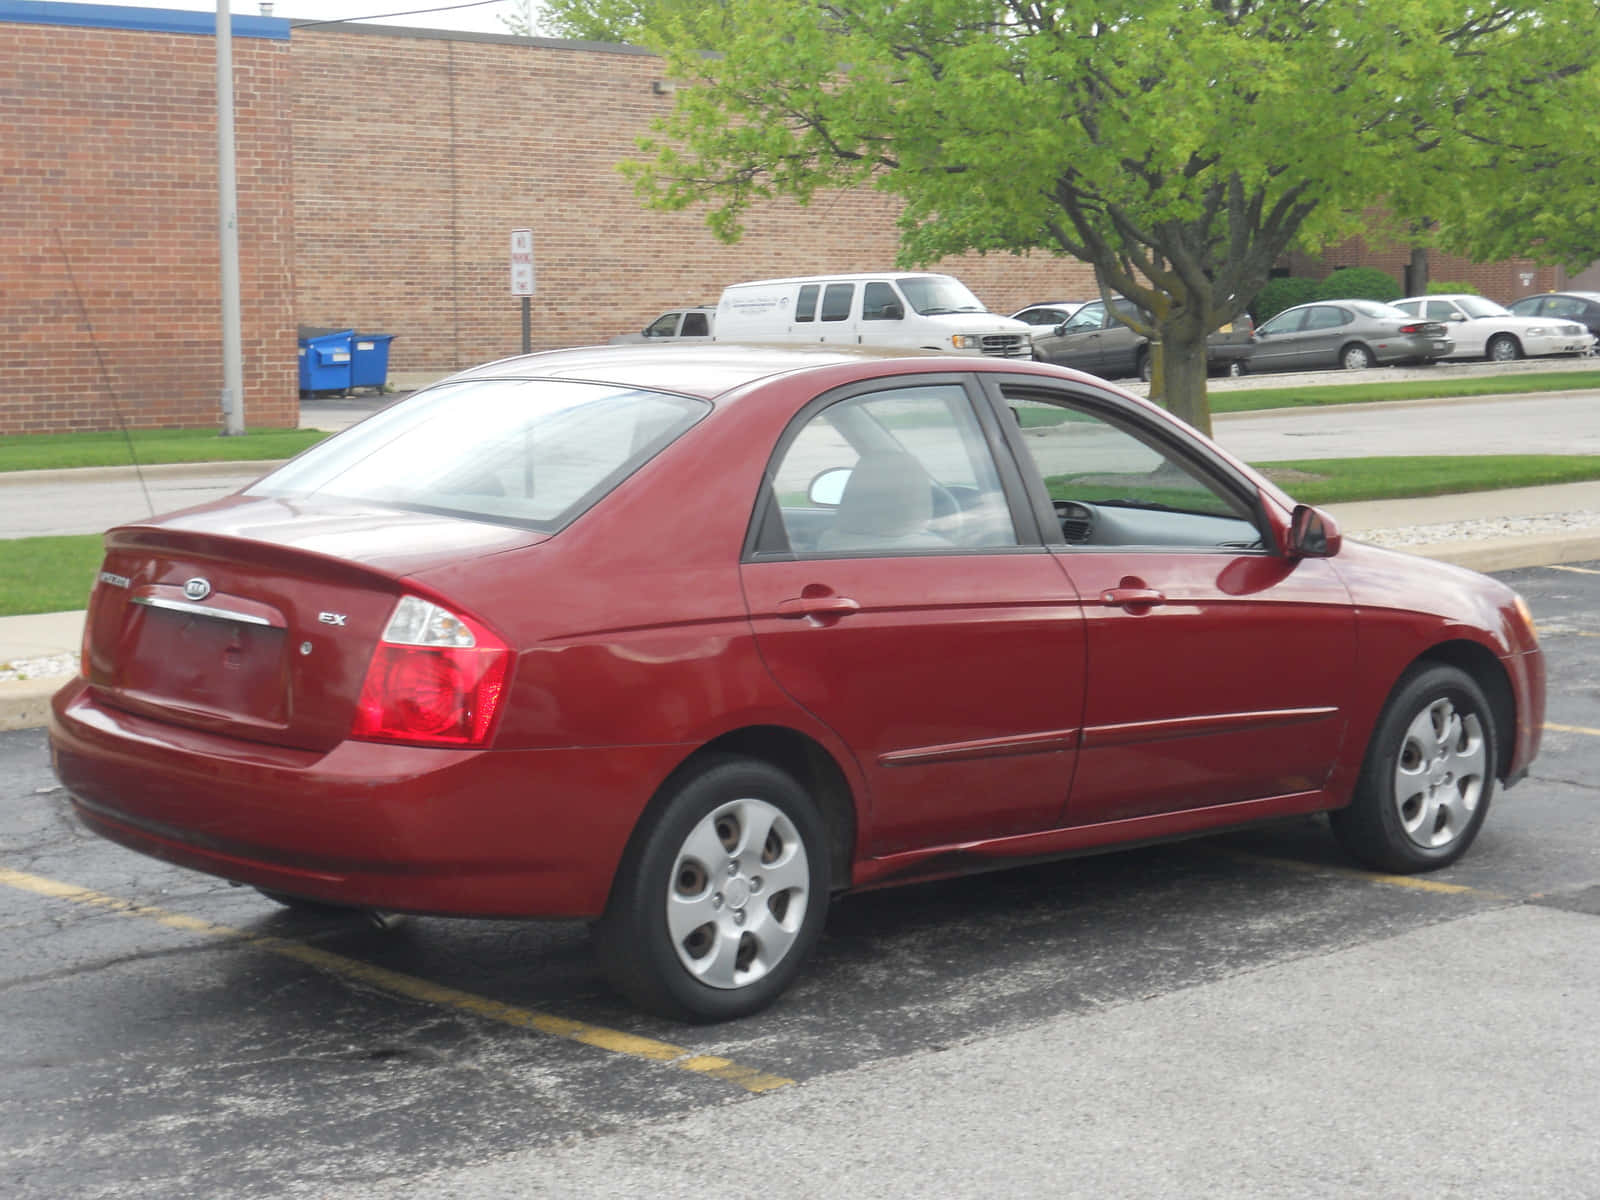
(251, 379, 708, 532)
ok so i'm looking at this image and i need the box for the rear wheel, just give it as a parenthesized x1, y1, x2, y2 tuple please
(1226, 359, 1247, 378)
(596, 756, 830, 1021)
(1340, 343, 1373, 370)
(1330, 664, 1496, 873)
(1487, 333, 1522, 362)
(1136, 349, 1152, 382)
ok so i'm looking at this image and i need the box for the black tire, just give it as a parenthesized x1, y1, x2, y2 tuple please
(1330, 664, 1496, 873)
(1340, 343, 1373, 370)
(1487, 333, 1521, 363)
(255, 888, 355, 915)
(1226, 359, 1247, 378)
(596, 756, 831, 1022)
(1136, 348, 1152, 383)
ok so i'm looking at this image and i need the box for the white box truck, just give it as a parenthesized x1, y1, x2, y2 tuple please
(713, 272, 1033, 357)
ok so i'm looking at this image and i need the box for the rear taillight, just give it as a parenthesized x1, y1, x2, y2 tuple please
(351, 596, 511, 747)
(1398, 323, 1424, 334)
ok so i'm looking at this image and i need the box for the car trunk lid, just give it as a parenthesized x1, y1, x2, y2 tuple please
(81, 496, 544, 752)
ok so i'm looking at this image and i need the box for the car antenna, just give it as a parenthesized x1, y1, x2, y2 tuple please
(56, 229, 156, 517)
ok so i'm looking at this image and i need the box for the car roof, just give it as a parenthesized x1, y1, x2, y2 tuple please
(722, 272, 952, 288)
(437, 342, 982, 401)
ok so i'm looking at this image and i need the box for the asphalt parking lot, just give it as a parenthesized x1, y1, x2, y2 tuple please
(3, 561, 1599, 1198)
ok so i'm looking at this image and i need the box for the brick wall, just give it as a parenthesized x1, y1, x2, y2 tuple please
(0, 9, 295, 435)
(289, 26, 1097, 379)
(1286, 218, 1562, 301)
(4, 10, 1587, 437)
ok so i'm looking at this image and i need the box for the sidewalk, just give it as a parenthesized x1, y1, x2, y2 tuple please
(6, 481, 1600, 731)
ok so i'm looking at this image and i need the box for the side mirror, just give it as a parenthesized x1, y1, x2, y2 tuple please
(882, 303, 904, 321)
(1053, 321, 1069, 335)
(1289, 504, 1342, 558)
(1449, 312, 1467, 322)
(809, 467, 852, 506)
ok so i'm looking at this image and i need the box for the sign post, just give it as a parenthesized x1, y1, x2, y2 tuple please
(510, 228, 535, 354)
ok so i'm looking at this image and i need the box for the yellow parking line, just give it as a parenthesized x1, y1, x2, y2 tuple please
(0, 866, 793, 1094)
(1545, 565, 1600, 576)
(1546, 721, 1600, 738)
(1212, 849, 1505, 898)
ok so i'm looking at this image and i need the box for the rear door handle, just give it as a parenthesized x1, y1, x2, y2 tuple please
(776, 594, 861, 619)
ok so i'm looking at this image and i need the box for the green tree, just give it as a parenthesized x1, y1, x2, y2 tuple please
(534, 0, 657, 41)
(617, 1, 1600, 435)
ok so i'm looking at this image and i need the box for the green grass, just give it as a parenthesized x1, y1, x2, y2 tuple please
(1253, 455, 1600, 505)
(0, 428, 327, 473)
(0, 535, 104, 619)
(1211, 369, 1600, 414)
(6, 454, 1600, 619)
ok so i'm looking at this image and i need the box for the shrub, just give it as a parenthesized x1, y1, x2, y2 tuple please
(1312, 267, 1402, 303)
(1427, 280, 1480, 295)
(1251, 276, 1319, 323)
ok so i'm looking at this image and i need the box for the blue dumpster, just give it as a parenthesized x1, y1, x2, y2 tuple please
(349, 333, 396, 392)
(297, 327, 353, 395)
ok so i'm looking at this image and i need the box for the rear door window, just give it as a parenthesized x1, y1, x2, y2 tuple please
(795, 285, 820, 322)
(820, 284, 855, 322)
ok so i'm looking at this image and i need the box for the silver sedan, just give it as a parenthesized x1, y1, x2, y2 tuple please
(1247, 300, 1452, 372)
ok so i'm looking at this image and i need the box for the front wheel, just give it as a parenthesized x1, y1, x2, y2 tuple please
(1341, 343, 1373, 370)
(596, 756, 831, 1021)
(1330, 664, 1496, 873)
(1487, 334, 1522, 362)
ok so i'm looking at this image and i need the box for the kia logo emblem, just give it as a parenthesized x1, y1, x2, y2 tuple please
(183, 577, 212, 601)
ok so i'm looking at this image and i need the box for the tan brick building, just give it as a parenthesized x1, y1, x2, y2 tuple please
(1, 3, 1587, 435)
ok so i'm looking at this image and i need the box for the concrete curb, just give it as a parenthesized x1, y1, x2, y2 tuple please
(0, 676, 59, 732)
(0, 460, 289, 487)
(3, 531, 1596, 732)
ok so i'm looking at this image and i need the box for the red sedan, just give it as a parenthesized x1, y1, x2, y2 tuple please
(51, 345, 1544, 1021)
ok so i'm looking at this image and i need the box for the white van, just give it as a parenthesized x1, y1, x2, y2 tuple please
(713, 273, 1033, 357)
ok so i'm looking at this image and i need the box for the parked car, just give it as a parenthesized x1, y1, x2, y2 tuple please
(1031, 298, 1254, 379)
(609, 306, 716, 345)
(714, 272, 1033, 357)
(51, 345, 1544, 1022)
(1506, 291, 1600, 343)
(1247, 300, 1453, 372)
(1391, 294, 1593, 361)
(1010, 301, 1086, 327)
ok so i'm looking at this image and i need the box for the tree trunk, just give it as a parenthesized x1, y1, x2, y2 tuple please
(1152, 314, 1213, 438)
(1405, 246, 1430, 297)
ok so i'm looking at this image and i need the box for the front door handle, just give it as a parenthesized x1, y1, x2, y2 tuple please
(776, 593, 861, 619)
(1100, 586, 1166, 610)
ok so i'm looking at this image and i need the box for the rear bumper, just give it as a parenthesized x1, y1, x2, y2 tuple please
(50, 680, 684, 918)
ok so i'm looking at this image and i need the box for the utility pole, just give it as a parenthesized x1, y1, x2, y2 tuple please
(217, 0, 246, 435)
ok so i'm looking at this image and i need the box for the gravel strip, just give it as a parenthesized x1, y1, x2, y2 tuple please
(0, 652, 78, 683)
(1355, 509, 1600, 548)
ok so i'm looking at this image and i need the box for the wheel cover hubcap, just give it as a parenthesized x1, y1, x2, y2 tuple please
(1392, 697, 1486, 849)
(666, 797, 810, 990)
